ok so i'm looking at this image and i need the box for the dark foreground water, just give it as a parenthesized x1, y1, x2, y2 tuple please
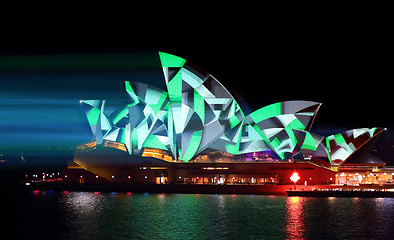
(3, 190, 394, 239)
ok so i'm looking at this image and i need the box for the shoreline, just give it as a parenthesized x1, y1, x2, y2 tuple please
(24, 182, 292, 195)
(287, 190, 394, 198)
(23, 182, 394, 197)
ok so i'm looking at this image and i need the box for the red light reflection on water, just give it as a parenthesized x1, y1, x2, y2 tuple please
(285, 197, 305, 240)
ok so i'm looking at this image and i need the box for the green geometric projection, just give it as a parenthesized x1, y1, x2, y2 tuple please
(325, 128, 382, 166)
(81, 52, 384, 165)
(246, 101, 322, 159)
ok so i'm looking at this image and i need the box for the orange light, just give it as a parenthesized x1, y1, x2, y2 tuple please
(290, 172, 300, 183)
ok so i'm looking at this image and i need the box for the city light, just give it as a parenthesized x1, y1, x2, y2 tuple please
(290, 172, 300, 190)
(290, 172, 300, 183)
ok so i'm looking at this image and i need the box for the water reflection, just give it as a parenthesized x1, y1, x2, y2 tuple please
(54, 193, 289, 239)
(62, 191, 103, 213)
(285, 197, 305, 240)
(22, 192, 394, 239)
(59, 191, 104, 238)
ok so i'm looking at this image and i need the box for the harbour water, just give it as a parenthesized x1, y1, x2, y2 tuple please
(3, 190, 394, 239)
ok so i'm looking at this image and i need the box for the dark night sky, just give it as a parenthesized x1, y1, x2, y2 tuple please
(0, 16, 393, 165)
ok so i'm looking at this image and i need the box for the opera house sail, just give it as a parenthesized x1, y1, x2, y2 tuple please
(79, 52, 384, 169)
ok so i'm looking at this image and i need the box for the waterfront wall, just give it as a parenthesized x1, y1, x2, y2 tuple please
(25, 182, 323, 195)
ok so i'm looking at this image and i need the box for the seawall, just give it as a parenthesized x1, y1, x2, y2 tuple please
(25, 182, 323, 195)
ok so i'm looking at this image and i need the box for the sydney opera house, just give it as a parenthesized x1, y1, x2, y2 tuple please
(63, 52, 392, 188)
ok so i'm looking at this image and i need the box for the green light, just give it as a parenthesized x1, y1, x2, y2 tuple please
(182, 130, 203, 161)
(334, 133, 346, 145)
(194, 90, 205, 124)
(120, 129, 126, 144)
(271, 137, 281, 149)
(288, 118, 305, 130)
(158, 52, 186, 68)
(112, 108, 128, 125)
(252, 125, 270, 145)
(229, 115, 241, 129)
(87, 108, 100, 126)
(326, 137, 333, 165)
(225, 125, 242, 155)
(143, 135, 168, 151)
(82, 51, 371, 165)
(368, 127, 377, 137)
(167, 70, 183, 102)
(249, 102, 282, 123)
(284, 125, 297, 147)
(302, 132, 317, 151)
(132, 128, 138, 150)
(149, 91, 169, 115)
(125, 81, 140, 106)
